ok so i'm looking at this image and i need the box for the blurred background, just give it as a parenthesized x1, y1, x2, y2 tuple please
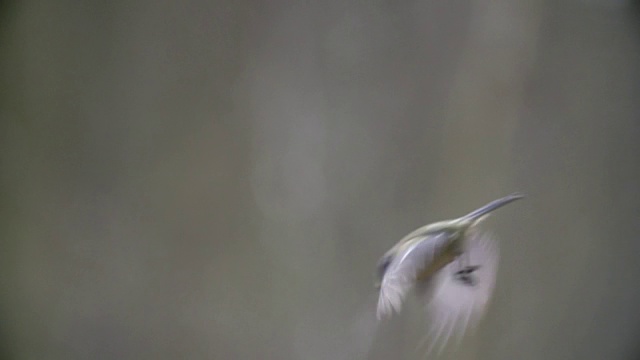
(1, 0, 640, 359)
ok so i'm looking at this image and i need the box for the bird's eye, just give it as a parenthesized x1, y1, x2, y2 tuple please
(376, 255, 393, 279)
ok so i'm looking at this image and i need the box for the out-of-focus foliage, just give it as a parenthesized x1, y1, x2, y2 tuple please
(1, 0, 639, 359)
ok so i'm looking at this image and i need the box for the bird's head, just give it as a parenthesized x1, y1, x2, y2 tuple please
(377, 192, 525, 279)
(420, 192, 525, 238)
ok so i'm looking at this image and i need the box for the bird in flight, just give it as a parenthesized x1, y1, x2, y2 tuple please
(374, 193, 524, 355)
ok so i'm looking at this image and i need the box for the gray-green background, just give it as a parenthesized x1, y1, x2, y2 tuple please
(1, 0, 639, 359)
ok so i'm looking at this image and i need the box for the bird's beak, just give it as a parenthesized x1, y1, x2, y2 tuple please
(456, 193, 525, 229)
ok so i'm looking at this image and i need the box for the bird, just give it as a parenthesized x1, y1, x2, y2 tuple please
(374, 193, 524, 354)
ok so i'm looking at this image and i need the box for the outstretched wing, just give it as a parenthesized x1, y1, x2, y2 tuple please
(418, 231, 499, 356)
(376, 233, 450, 320)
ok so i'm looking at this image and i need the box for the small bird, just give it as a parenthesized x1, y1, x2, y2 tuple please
(374, 193, 524, 354)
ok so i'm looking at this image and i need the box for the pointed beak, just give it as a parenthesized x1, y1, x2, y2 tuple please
(458, 192, 525, 227)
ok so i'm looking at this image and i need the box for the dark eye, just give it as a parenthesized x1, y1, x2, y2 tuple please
(376, 254, 393, 281)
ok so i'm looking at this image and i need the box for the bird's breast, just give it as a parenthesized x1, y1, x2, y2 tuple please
(416, 242, 460, 282)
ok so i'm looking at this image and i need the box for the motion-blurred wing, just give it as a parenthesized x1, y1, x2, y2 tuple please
(418, 231, 499, 356)
(376, 233, 449, 319)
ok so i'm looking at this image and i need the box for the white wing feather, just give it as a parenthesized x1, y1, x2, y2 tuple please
(376, 233, 450, 319)
(418, 231, 499, 356)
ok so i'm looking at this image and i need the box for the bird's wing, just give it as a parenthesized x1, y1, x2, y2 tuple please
(417, 231, 499, 356)
(376, 233, 450, 320)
